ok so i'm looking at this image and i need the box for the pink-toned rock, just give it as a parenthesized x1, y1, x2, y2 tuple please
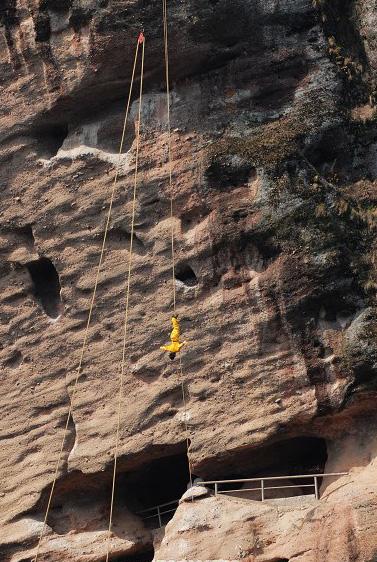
(1, 1, 377, 561)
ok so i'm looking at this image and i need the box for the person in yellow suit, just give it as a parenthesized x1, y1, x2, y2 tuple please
(160, 316, 187, 360)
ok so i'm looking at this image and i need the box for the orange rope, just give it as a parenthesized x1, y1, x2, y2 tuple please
(162, 0, 194, 493)
(104, 34, 145, 562)
(32, 37, 141, 562)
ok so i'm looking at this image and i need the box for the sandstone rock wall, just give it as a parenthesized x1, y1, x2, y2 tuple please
(1, 1, 377, 561)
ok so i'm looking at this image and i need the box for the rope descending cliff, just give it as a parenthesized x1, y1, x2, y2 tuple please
(162, 0, 194, 494)
(104, 31, 145, 562)
(32, 33, 145, 562)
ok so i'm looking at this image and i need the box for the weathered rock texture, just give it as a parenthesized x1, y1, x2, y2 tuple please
(1, 0, 377, 561)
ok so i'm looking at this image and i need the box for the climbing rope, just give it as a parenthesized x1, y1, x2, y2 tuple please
(162, 0, 194, 492)
(32, 36, 143, 562)
(162, 0, 177, 314)
(178, 354, 194, 491)
(104, 32, 145, 562)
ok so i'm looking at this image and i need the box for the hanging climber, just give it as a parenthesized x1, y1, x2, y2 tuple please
(160, 315, 187, 360)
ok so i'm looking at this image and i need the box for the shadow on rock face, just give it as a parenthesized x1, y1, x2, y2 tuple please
(343, 308, 377, 389)
(189, 0, 261, 48)
(206, 155, 256, 191)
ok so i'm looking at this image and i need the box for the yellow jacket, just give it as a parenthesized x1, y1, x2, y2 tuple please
(160, 316, 187, 354)
(170, 316, 180, 342)
(160, 341, 186, 353)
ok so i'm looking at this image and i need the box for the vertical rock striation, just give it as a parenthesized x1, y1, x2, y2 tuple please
(0, 1, 377, 561)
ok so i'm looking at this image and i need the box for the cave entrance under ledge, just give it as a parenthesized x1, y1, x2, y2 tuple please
(120, 452, 191, 526)
(203, 436, 328, 501)
(111, 549, 155, 562)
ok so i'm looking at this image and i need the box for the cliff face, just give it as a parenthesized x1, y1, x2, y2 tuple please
(1, 1, 377, 561)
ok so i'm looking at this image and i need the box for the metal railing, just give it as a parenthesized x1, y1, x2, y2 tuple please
(136, 472, 348, 528)
(136, 498, 179, 528)
(198, 472, 348, 501)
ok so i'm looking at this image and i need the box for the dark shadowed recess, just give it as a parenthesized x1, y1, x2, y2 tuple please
(31, 123, 68, 158)
(25, 439, 328, 537)
(299, 290, 359, 328)
(0, 0, 18, 27)
(121, 453, 191, 511)
(34, 0, 304, 122)
(302, 123, 377, 184)
(190, 0, 260, 48)
(111, 551, 154, 562)
(199, 436, 328, 481)
(40, 0, 72, 11)
(26, 446, 191, 534)
(3, 224, 35, 245)
(25, 0, 316, 141)
(206, 155, 256, 191)
(25, 257, 63, 319)
(319, 0, 368, 66)
(175, 264, 198, 287)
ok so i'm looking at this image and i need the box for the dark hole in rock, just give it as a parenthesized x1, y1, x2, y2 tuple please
(175, 264, 198, 287)
(206, 155, 256, 191)
(33, 123, 68, 158)
(315, 294, 357, 331)
(180, 205, 210, 233)
(240, 233, 280, 269)
(124, 453, 191, 526)
(224, 436, 327, 477)
(111, 550, 155, 562)
(43, 0, 72, 11)
(301, 290, 359, 333)
(258, 241, 280, 263)
(35, 10, 51, 42)
(69, 6, 94, 32)
(303, 126, 350, 180)
(201, 436, 328, 499)
(3, 224, 35, 249)
(191, 0, 256, 48)
(253, 58, 308, 111)
(26, 257, 63, 319)
(38, 450, 191, 534)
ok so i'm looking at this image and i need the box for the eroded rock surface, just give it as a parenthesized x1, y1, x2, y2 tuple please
(1, 1, 377, 561)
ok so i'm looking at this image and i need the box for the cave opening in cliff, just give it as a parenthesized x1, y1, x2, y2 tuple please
(175, 264, 198, 287)
(121, 452, 191, 517)
(111, 549, 155, 562)
(199, 436, 331, 501)
(208, 436, 328, 493)
(41, 0, 72, 12)
(26, 257, 63, 319)
(70, 6, 94, 32)
(304, 290, 358, 332)
(206, 155, 256, 191)
(303, 125, 351, 181)
(33, 123, 68, 158)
